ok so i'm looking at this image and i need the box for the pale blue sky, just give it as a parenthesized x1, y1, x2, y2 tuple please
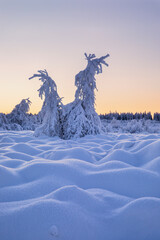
(0, 0, 160, 114)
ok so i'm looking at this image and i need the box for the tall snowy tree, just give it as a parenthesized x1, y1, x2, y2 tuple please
(63, 53, 109, 139)
(29, 70, 63, 137)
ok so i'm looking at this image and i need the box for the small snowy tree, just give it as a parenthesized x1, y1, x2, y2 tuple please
(62, 100, 90, 139)
(8, 98, 32, 130)
(29, 70, 63, 137)
(0, 113, 9, 130)
(63, 53, 109, 139)
(10, 98, 31, 117)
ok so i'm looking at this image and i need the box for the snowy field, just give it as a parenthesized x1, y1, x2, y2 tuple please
(0, 131, 160, 240)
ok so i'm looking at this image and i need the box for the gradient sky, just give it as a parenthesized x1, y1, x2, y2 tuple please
(0, 0, 160, 114)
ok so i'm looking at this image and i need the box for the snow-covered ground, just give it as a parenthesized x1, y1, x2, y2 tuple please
(0, 131, 160, 240)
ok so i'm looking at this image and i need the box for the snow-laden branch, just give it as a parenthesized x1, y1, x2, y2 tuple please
(84, 53, 110, 74)
(75, 53, 109, 107)
(29, 69, 58, 99)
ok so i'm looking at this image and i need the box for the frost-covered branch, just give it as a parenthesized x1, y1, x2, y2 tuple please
(75, 53, 109, 109)
(29, 69, 58, 100)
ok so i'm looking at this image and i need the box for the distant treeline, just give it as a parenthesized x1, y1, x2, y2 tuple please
(100, 112, 160, 121)
(1, 110, 160, 132)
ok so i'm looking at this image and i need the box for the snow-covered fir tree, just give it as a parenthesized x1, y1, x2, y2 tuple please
(63, 53, 109, 139)
(7, 98, 32, 130)
(0, 113, 9, 130)
(10, 98, 31, 119)
(62, 100, 89, 139)
(29, 70, 63, 137)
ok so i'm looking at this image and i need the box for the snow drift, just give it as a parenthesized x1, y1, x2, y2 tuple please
(0, 131, 160, 240)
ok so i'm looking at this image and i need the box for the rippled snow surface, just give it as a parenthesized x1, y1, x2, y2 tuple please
(0, 131, 160, 240)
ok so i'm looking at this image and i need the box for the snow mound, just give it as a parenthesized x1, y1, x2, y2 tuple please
(0, 131, 160, 240)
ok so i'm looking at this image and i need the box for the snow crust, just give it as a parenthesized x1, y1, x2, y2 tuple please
(0, 131, 160, 239)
